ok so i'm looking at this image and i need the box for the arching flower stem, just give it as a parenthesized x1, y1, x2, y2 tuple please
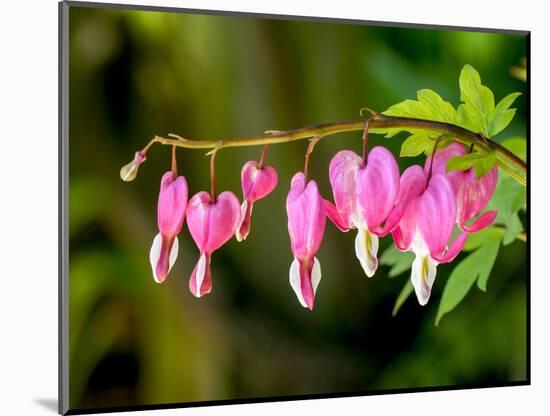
(125, 113, 526, 186)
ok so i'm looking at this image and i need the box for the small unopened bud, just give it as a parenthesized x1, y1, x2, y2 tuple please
(120, 151, 146, 182)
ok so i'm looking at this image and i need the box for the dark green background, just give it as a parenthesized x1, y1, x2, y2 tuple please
(68, 5, 527, 410)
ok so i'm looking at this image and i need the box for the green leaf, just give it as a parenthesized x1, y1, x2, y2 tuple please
(487, 172, 526, 244)
(488, 92, 522, 136)
(473, 152, 497, 178)
(455, 65, 521, 138)
(476, 236, 502, 291)
(380, 244, 415, 278)
(445, 152, 496, 178)
(435, 234, 501, 325)
(503, 213, 523, 246)
(384, 89, 456, 123)
(392, 279, 414, 317)
(446, 153, 481, 172)
(501, 137, 526, 162)
(400, 134, 433, 157)
(456, 65, 495, 136)
(462, 227, 502, 251)
(377, 89, 456, 140)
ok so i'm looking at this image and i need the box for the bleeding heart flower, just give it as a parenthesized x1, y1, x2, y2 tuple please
(354, 147, 403, 278)
(149, 171, 188, 283)
(186, 191, 240, 297)
(392, 166, 467, 305)
(324, 150, 363, 232)
(425, 142, 498, 233)
(236, 160, 278, 241)
(286, 172, 326, 310)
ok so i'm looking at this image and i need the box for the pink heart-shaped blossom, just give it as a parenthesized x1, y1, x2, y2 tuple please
(149, 171, 188, 284)
(186, 191, 240, 297)
(236, 161, 278, 241)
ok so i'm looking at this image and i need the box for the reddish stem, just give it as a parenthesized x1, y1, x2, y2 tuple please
(171, 145, 178, 177)
(210, 150, 217, 202)
(428, 136, 444, 180)
(362, 118, 370, 164)
(304, 136, 321, 181)
(259, 144, 269, 169)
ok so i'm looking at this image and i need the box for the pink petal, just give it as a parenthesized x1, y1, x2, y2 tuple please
(241, 161, 278, 203)
(460, 210, 498, 233)
(356, 146, 400, 232)
(157, 171, 188, 237)
(189, 252, 213, 297)
(433, 232, 468, 264)
(370, 202, 404, 237)
(456, 166, 498, 230)
(392, 201, 417, 251)
(328, 150, 362, 230)
(416, 174, 457, 259)
(391, 165, 427, 251)
(396, 165, 428, 204)
(424, 142, 467, 192)
(324, 199, 349, 232)
(286, 173, 326, 259)
(186, 191, 241, 254)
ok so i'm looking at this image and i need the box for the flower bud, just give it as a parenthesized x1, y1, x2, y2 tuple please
(120, 151, 146, 182)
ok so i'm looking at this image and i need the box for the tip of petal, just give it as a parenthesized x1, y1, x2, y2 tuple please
(411, 254, 437, 306)
(460, 210, 498, 234)
(235, 199, 252, 241)
(189, 253, 212, 298)
(355, 228, 379, 277)
(150, 234, 178, 284)
(289, 257, 321, 310)
(324, 199, 350, 232)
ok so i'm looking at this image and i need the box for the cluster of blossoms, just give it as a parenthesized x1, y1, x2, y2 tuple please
(126, 132, 498, 310)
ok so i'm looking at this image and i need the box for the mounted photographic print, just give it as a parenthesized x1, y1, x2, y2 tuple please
(59, 1, 529, 414)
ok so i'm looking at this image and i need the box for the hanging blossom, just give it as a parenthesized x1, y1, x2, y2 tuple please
(324, 147, 402, 277)
(392, 165, 468, 305)
(149, 171, 188, 283)
(286, 172, 326, 310)
(236, 159, 278, 241)
(425, 142, 498, 233)
(120, 151, 147, 182)
(186, 191, 241, 297)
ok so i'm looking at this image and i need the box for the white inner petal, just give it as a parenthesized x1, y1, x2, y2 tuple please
(350, 207, 364, 230)
(149, 233, 162, 283)
(411, 252, 438, 306)
(354, 227, 379, 278)
(311, 257, 322, 294)
(194, 252, 207, 297)
(169, 236, 179, 272)
(289, 258, 307, 308)
(235, 199, 248, 242)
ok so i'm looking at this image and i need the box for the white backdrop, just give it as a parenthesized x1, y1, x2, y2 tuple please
(0, 0, 546, 415)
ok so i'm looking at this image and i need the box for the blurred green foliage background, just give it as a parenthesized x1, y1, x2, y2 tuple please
(68, 4, 527, 411)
